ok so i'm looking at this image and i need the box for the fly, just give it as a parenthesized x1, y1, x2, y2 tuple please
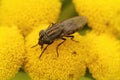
(32, 16, 87, 58)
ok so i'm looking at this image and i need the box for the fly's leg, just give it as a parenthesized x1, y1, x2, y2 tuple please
(39, 44, 49, 58)
(39, 41, 53, 58)
(46, 23, 55, 31)
(31, 44, 38, 48)
(56, 38, 66, 57)
(48, 23, 55, 27)
(66, 35, 78, 42)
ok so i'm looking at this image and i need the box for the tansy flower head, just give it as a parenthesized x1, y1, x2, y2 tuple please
(24, 24, 87, 80)
(0, 0, 61, 36)
(82, 31, 120, 80)
(73, 0, 120, 36)
(0, 26, 24, 80)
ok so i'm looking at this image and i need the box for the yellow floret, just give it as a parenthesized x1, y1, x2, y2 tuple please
(82, 31, 120, 80)
(0, 26, 24, 80)
(0, 0, 61, 36)
(73, 0, 120, 36)
(24, 24, 86, 80)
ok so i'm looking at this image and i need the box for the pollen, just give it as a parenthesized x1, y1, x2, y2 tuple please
(24, 24, 87, 80)
(73, 0, 120, 36)
(0, 0, 61, 36)
(0, 26, 24, 80)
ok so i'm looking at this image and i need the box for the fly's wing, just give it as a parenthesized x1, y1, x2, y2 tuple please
(45, 16, 87, 40)
(59, 16, 87, 36)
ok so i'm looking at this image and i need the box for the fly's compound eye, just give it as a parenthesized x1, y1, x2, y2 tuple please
(39, 30, 45, 37)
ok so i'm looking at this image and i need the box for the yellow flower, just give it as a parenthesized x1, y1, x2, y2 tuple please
(0, 26, 24, 80)
(24, 24, 86, 80)
(82, 31, 120, 80)
(0, 0, 61, 36)
(73, 0, 120, 36)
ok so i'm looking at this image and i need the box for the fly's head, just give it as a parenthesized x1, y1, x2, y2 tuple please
(38, 30, 53, 49)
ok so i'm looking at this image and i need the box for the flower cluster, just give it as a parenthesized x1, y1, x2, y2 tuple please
(0, 0, 120, 80)
(73, 0, 120, 36)
(73, 0, 120, 80)
(0, 0, 61, 36)
(0, 26, 24, 80)
(82, 32, 120, 80)
(0, 0, 61, 80)
(24, 25, 87, 80)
